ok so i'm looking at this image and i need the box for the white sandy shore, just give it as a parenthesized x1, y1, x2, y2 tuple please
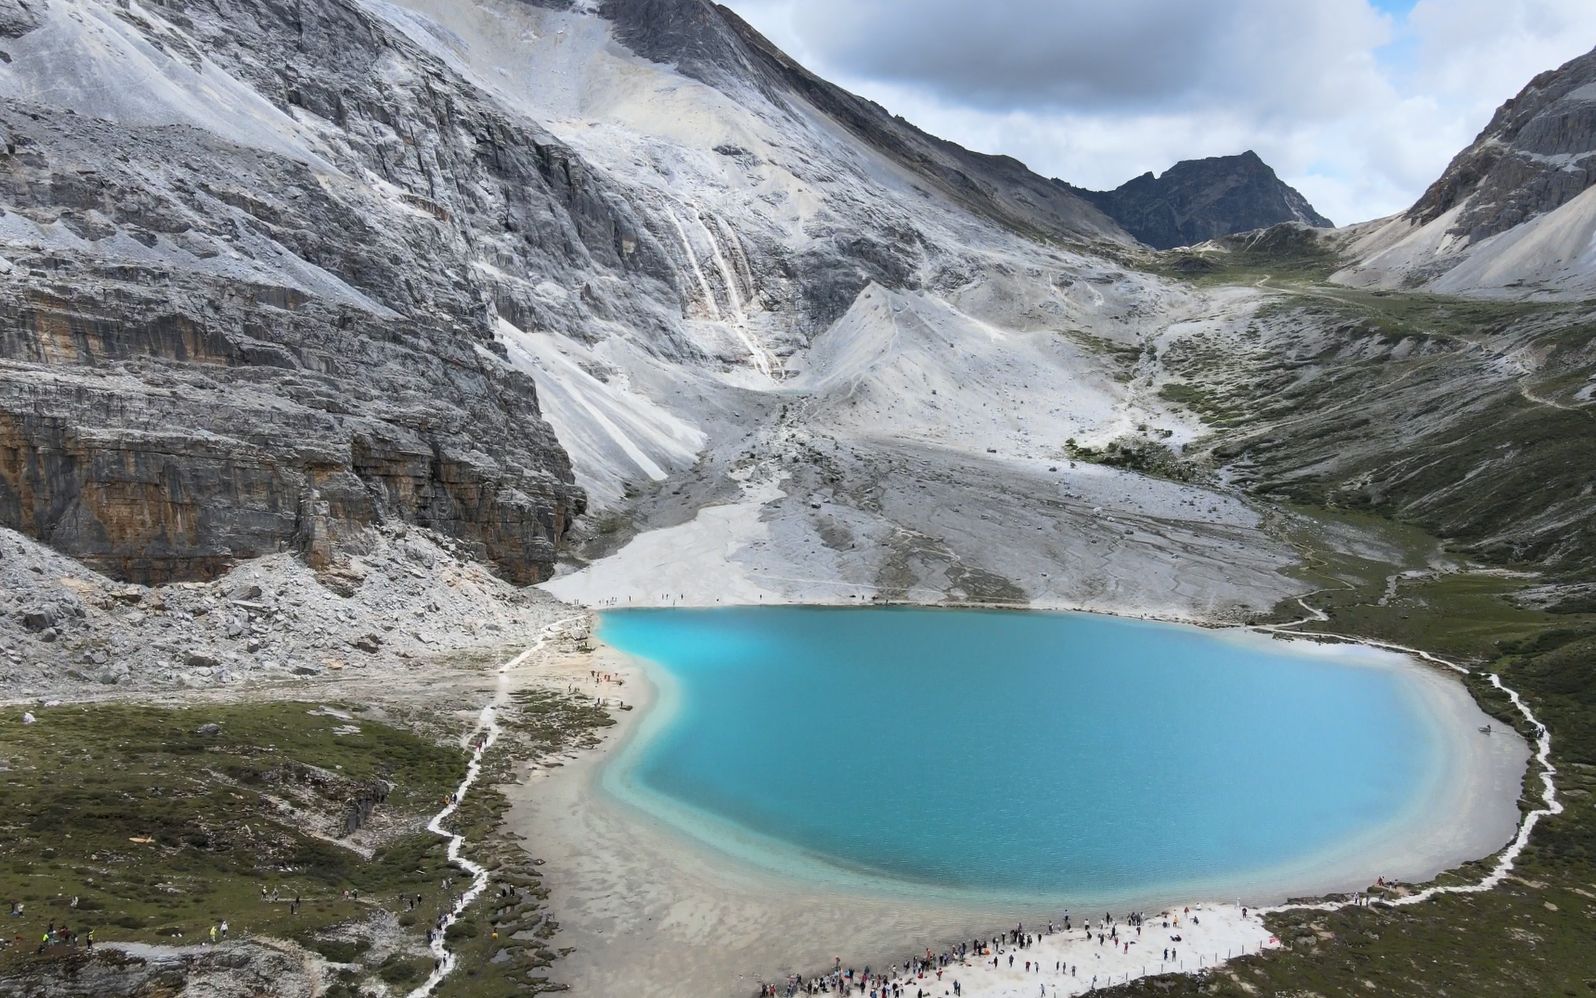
(504, 618, 1528, 998)
(799, 904, 1278, 997)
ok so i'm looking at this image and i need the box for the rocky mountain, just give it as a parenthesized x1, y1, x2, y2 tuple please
(1335, 44, 1596, 298)
(0, 0, 610, 584)
(0, 0, 1589, 627)
(604, 0, 1132, 251)
(1072, 151, 1332, 249)
(0, 0, 1303, 618)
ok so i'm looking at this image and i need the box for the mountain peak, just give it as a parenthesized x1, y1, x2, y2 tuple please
(1074, 152, 1331, 250)
(1405, 44, 1596, 242)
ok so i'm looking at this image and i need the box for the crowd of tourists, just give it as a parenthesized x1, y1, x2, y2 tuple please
(753, 909, 1200, 996)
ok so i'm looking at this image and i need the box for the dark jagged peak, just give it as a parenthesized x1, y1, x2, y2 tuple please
(1406, 44, 1596, 242)
(1072, 151, 1332, 250)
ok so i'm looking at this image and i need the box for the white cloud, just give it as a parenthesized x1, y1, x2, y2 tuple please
(723, 0, 1596, 226)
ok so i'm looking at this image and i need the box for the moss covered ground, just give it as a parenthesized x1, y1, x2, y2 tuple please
(0, 684, 614, 996)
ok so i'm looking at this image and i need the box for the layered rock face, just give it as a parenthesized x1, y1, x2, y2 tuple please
(0, 0, 675, 582)
(0, 279, 577, 585)
(1407, 46, 1596, 240)
(0, 0, 1156, 588)
(1074, 151, 1332, 249)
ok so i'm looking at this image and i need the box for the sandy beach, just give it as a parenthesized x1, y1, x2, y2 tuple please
(503, 620, 1529, 997)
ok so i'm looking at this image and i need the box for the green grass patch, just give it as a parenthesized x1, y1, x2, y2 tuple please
(0, 701, 464, 976)
(1149, 225, 1343, 286)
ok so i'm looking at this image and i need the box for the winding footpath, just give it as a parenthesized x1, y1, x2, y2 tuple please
(406, 613, 588, 998)
(1249, 615, 1562, 916)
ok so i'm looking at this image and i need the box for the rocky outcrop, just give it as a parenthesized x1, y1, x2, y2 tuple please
(1333, 44, 1596, 299)
(0, 0, 42, 39)
(0, 942, 324, 998)
(0, 260, 581, 584)
(1073, 151, 1332, 249)
(0, 0, 669, 583)
(1407, 45, 1596, 241)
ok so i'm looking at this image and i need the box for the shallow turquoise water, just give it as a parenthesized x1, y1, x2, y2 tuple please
(597, 606, 1445, 903)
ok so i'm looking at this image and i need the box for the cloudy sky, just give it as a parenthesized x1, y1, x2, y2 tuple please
(720, 0, 1596, 226)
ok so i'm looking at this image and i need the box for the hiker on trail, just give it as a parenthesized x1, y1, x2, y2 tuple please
(209, 924, 218, 945)
(220, 919, 229, 939)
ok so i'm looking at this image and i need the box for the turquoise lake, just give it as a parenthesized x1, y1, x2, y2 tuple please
(596, 606, 1448, 904)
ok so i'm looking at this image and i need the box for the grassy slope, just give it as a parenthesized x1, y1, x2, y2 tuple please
(1158, 258, 1596, 580)
(0, 701, 460, 988)
(1098, 258, 1596, 996)
(0, 688, 614, 996)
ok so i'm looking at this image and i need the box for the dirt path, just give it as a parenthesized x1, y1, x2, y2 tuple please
(406, 614, 587, 998)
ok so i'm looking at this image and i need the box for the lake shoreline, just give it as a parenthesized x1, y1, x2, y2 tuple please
(505, 605, 1529, 997)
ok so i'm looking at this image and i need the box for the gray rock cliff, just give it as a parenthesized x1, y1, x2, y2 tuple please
(1407, 45, 1596, 241)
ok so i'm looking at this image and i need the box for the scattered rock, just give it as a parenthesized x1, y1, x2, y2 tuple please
(195, 723, 222, 736)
